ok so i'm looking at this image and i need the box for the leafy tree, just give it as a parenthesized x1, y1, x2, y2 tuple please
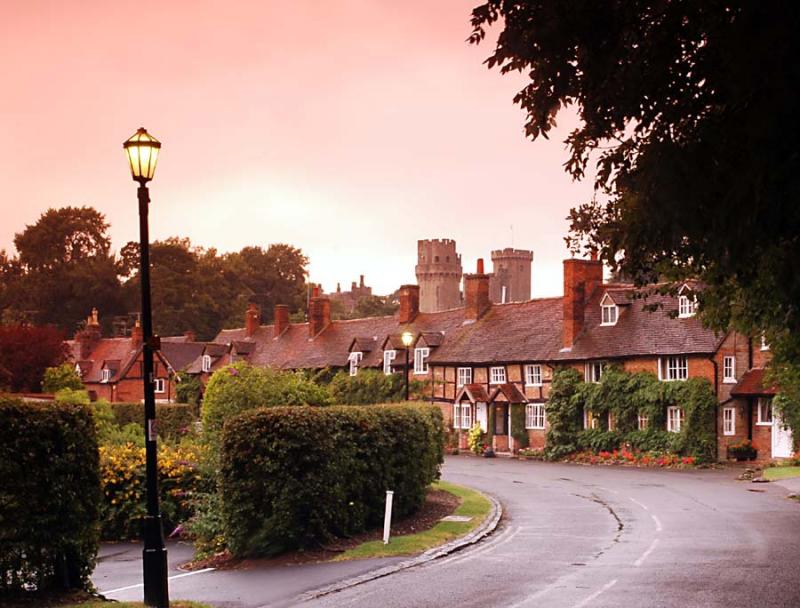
(43, 363, 84, 393)
(0, 324, 68, 392)
(1, 207, 124, 331)
(470, 1, 800, 433)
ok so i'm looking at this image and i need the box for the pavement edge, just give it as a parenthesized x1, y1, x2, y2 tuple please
(296, 490, 503, 604)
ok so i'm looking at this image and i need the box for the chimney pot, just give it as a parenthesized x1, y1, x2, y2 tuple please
(308, 294, 331, 338)
(245, 303, 261, 338)
(464, 270, 491, 321)
(398, 284, 420, 324)
(274, 304, 290, 338)
(477, 258, 484, 274)
(131, 320, 144, 349)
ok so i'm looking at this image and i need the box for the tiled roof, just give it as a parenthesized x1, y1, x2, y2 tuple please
(731, 368, 778, 397)
(455, 384, 490, 403)
(74, 338, 139, 383)
(429, 298, 563, 365)
(552, 286, 724, 361)
(489, 383, 527, 404)
(160, 341, 206, 371)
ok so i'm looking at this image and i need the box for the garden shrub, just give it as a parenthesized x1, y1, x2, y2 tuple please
(329, 369, 406, 404)
(99, 443, 205, 540)
(175, 374, 203, 409)
(467, 422, 486, 454)
(577, 429, 623, 453)
(544, 368, 584, 460)
(42, 363, 84, 393)
(510, 403, 529, 448)
(202, 362, 332, 454)
(111, 402, 196, 440)
(218, 403, 443, 557)
(0, 397, 100, 593)
(625, 430, 680, 453)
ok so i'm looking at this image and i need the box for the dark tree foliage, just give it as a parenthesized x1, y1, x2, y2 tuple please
(470, 2, 800, 343)
(0, 325, 68, 392)
(471, 2, 800, 434)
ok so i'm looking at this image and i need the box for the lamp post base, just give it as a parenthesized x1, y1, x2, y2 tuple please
(142, 515, 169, 607)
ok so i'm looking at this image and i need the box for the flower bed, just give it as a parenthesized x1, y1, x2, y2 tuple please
(566, 449, 695, 468)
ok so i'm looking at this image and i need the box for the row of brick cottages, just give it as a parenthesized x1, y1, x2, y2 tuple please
(71, 257, 790, 461)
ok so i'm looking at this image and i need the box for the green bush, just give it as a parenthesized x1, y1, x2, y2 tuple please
(111, 402, 196, 441)
(577, 429, 623, 453)
(202, 362, 332, 453)
(0, 397, 101, 593)
(176, 374, 203, 408)
(98, 443, 205, 540)
(219, 403, 443, 557)
(42, 363, 84, 393)
(544, 368, 585, 460)
(625, 430, 680, 453)
(329, 369, 406, 404)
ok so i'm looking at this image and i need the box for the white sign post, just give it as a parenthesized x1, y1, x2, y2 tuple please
(383, 490, 394, 545)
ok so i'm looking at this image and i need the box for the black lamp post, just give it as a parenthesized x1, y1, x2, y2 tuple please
(123, 127, 169, 608)
(401, 331, 414, 401)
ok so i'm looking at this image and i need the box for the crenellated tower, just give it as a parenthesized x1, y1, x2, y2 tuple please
(489, 248, 533, 304)
(415, 239, 462, 313)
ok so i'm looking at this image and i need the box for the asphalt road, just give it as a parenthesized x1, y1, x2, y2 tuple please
(95, 456, 800, 607)
(300, 457, 800, 608)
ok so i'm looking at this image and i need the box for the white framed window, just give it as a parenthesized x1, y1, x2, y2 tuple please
(489, 366, 506, 384)
(74, 364, 83, 378)
(585, 361, 605, 383)
(201, 355, 212, 373)
(678, 294, 697, 318)
(383, 350, 396, 375)
(583, 408, 599, 430)
(154, 378, 166, 393)
(667, 406, 685, 433)
(723, 356, 736, 383)
(525, 403, 545, 429)
(414, 347, 430, 374)
(723, 406, 736, 436)
(459, 403, 473, 429)
(457, 367, 472, 387)
(638, 413, 649, 430)
(659, 356, 688, 381)
(525, 364, 543, 386)
(348, 351, 363, 376)
(600, 298, 618, 325)
(101, 368, 112, 383)
(453, 403, 462, 429)
(760, 334, 770, 351)
(757, 397, 773, 425)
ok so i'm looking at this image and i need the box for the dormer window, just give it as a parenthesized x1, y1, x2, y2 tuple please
(75, 364, 83, 378)
(101, 369, 112, 383)
(348, 351, 363, 376)
(600, 294, 618, 326)
(414, 347, 430, 374)
(678, 286, 698, 318)
(760, 334, 770, 351)
(383, 350, 396, 375)
(201, 355, 212, 373)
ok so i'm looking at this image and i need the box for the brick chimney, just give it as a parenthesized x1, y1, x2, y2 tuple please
(562, 256, 603, 349)
(76, 308, 102, 359)
(308, 287, 331, 338)
(464, 259, 491, 321)
(398, 284, 420, 324)
(274, 304, 290, 338)
(245, 303, 261, 338)
(131, 320, 143, 349)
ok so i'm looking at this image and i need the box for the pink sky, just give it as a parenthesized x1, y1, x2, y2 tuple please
(1, 0, 594, 298)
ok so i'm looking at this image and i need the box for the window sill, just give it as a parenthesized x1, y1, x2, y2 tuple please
(722, 379, 737, 384)
(526, 383, 543, 388)
(525, 426, 545, 431)
(723, 432, 736, 436)
(756, 422, 772, 426)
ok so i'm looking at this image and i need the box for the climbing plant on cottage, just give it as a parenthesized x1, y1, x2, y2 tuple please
(544, 367, 717, 462)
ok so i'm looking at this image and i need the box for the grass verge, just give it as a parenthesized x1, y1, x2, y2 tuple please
(764, 465, 800, 481)
(334, 480, 491, 561)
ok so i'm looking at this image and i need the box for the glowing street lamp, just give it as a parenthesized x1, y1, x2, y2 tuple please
(123, 127, 168, 608)
(401, 331, 414, 401)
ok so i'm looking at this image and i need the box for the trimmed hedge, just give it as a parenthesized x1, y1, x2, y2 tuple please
(0, 397, 101, 593)
(219, 403, 443, 557)
(111, 402, 196, 440)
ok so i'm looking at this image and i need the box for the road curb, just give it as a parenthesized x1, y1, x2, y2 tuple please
(297, 489, 502, 603)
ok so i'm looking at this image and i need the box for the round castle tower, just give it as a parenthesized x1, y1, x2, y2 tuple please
(415, 239, 463, 313)
(489, 248, 533, 303)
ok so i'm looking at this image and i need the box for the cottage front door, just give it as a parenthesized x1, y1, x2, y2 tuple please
(493, 403, 509, 452)
(772, 413, 794, 459)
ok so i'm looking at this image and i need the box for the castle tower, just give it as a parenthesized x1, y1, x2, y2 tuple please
(489, 248, 533, 303)
(415, 239, 462, 313)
